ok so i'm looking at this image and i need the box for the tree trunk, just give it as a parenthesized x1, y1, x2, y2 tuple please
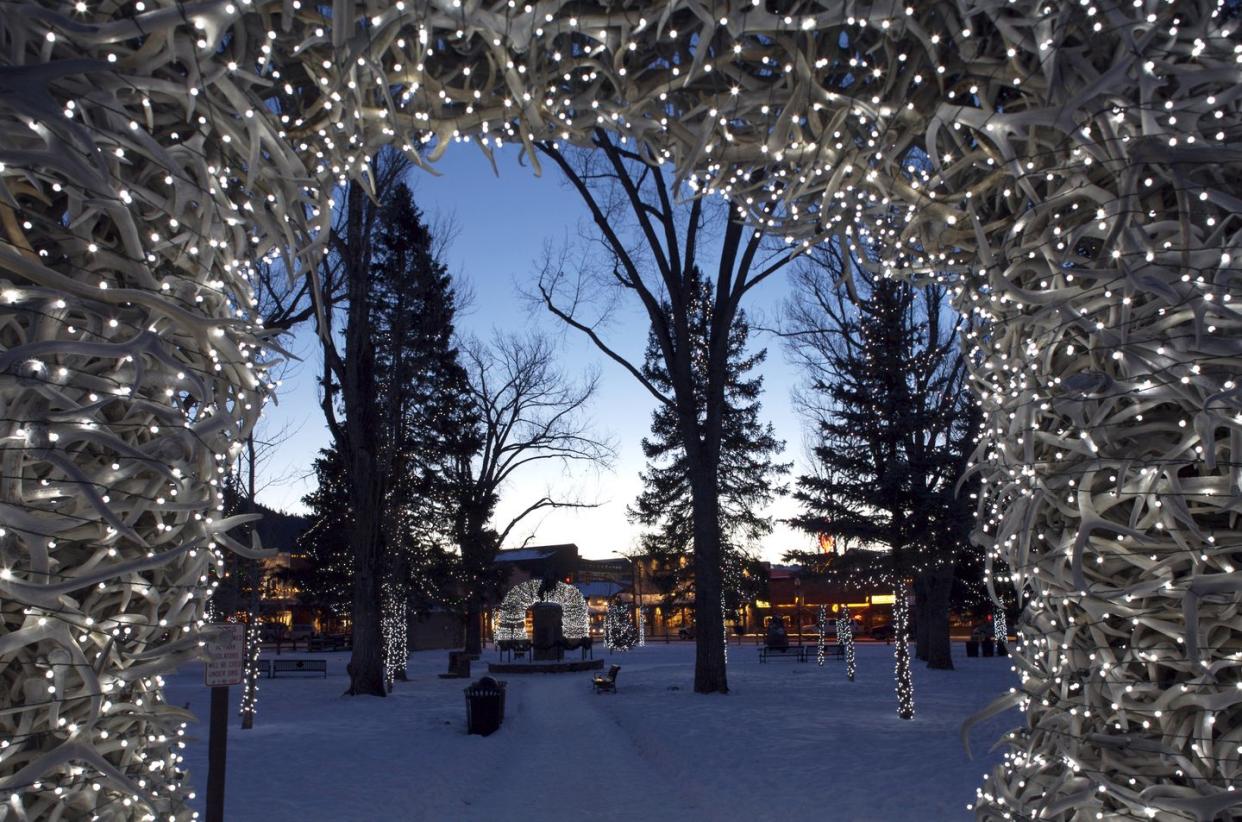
(240, 435, 261, 728)
(345, 485, 386, 695)
(689, 466, 728, 694)
(465, 592, 483, 655)
(913, 573, 930, 661)
(339, 181, 387, 697)
(387, 556, 409, 683)
(893, 585, 914, 719)
(459, 503, 489, 656)
(924, 565, 955, 670)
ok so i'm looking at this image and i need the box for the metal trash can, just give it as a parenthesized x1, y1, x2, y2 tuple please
(464, 676, 506, 736)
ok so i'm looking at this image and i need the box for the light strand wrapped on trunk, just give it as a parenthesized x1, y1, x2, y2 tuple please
(239, 618, 262, 728)
(382, 583, 407, 691)
(817, 605, 827, 667)
(893, 588, 914, 720)
(838, 607, 857, 683)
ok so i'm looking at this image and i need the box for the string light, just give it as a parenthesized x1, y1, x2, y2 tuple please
(1, 1, 1236, 818)
(495, 580, 588, 642)
(604, 601, 637, 651)
(893, 589, 914, 720)
(816, 605, 827, 667)
(239, 617, 263, 728)
(382, 581, 408, 690)
(837, 606, 856, 683)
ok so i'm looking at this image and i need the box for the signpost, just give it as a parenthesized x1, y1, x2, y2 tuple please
(204, 623, 245, 822)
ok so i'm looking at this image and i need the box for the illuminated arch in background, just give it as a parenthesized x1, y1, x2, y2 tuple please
(496, 579, 589, 641)
(0, 1, 1238, 819)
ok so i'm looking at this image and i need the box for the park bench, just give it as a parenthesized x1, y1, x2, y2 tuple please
(759, 645, 808, 663)
(593, 664, 620, 694)
(271, 659, 327, 678)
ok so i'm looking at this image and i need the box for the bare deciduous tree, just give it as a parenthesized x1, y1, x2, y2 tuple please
(534, 131, 795, 694)
(451, 332, 612, 654)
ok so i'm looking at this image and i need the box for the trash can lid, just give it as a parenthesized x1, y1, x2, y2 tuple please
(476, 676, 498, 688)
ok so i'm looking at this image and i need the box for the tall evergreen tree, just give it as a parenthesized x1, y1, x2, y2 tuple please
(629, 275, 788, 617)
(784, 242, 976, 715)
(294, 447, 355, 623)
(369, 182, 480, 684)
(312, 151, 476, 695)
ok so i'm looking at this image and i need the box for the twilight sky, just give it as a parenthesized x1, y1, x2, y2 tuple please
(254, 143, 820, 563)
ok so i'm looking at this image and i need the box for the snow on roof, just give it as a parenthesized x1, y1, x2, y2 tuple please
(575, 581, 626, 599)
(493, 547, 556, 562)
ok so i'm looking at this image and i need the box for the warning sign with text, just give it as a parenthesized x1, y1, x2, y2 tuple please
(204, 623, 247, 687)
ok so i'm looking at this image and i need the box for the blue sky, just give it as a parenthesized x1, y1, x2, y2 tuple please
(254, 144, 819, 563)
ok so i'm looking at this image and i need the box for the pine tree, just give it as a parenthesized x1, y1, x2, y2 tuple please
(294, 447, 354, 623)
(629, 275, 789, 617)
(785, 243, 976, 716)
(369, 182, 479, 685)
(312, 165, 479, 694)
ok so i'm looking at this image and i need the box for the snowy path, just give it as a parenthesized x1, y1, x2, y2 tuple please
(473, 673, 702, 820)
(165, 643, 1019, 821)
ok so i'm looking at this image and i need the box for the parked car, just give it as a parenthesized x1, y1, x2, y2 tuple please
(677, 627, 695, 640)
(288, 623, 316, 642)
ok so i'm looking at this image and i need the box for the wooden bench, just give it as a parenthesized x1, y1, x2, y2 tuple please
(271, 659, 327, 678)
(759, 645, 808, 663)
(593, 664, 620, 693)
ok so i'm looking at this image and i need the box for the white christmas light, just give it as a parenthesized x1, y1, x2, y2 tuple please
(837, 606, 856, 683)
(816, 605, 827, 667)
(893, 588, 914, 720)
(495, 580, 588, 641)
(604, 601, 637, 651)
(0, 2, 1235, 819)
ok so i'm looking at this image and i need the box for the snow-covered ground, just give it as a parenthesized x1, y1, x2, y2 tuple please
(165, 641, 1019, 821)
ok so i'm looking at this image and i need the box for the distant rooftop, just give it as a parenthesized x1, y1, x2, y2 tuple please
(494, 544, 578, 563)
(575, 580, 628, 599)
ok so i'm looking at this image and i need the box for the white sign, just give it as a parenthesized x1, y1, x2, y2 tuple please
(204, 623, 247, 687)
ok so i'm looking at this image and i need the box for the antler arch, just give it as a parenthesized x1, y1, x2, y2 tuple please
(0, 1, 1238, 819)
